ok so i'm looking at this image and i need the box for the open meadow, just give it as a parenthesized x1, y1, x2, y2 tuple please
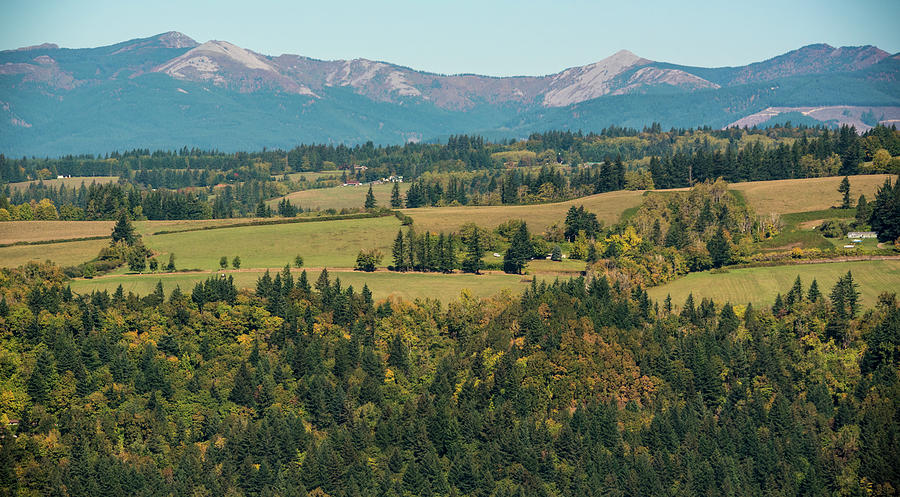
(268, 182, 410, 211)
(0, 220, 114, 244)
(8, 176, 119, 191)
(730, 174, 893, 214)
(646, 259, 900, 308)
(0, 238, 110, 267)
(140, 215, 402, 270)
(405, 189, 645, 233)
(69, 268, 530, 302)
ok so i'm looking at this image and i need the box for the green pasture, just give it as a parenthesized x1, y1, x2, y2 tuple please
(141, 216, 402, 270)
(69, 268, 530, 302)
(647, 259, 900, 308)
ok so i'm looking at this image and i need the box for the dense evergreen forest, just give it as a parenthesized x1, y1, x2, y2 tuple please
(0, 261, 898, 496)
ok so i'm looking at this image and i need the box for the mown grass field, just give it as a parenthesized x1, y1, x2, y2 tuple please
(141, 216, 402, 270)
(69, 269, 530, 302)
(8, 176, 119, 191)
(404, 189, 645, 233)
(646, 259, 900, 308)
(525, 258, 586, 277)
(730, 174, 893, 214)
(283, 170, 344, 182)
(0, 220, 114, 244)
(0, 238, 109, 267)
(269, 182, 410, 211)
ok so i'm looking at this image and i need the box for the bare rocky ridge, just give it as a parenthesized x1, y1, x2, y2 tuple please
(542, 50, 651, 106)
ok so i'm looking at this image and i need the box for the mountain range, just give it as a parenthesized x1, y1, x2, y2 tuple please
(1, 32, 899, 156)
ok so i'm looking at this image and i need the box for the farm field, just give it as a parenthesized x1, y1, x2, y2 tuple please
(404, 189, 645, 233)
(269, 182, 410, 211)
(8, 176, 119, 190)
(283, 170, 343, 182)
(525, 258, 585, 277)
(140, 216, 402, 270)
(0, 220, 114, 244)
(0, 238, 109, 267)
(69, 268, 530, 302)
(646, 259, 900, 308)
(730, 174, 892, 214)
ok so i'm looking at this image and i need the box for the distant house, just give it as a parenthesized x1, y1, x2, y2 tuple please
(353, 164, 368, 171)
(385, 175, 404, 183)
(847, 231, 877, 239)
(343, 180, 361, 187)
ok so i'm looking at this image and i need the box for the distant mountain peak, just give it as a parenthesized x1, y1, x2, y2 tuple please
(542, 49, 652, 106)
(154, 31, 198, 49)
(153, 39, 316, 95)
(9, 42, 59, 52)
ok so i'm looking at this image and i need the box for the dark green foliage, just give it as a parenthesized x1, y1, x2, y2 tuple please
(364, 185, 376, 209)
(26, 348, 55, 404)
(277, 198, 298, 217)
(110, 211, 136, 245)
(229, 362, 256, 407)
(355, 249, 381, 272)
(550, 245, 562, 261)
(564, 205, 601, 242)
(502, 222, 532, 274)
(391, 230, 406, 271)
(2, 260, 898, 496)
(869, 177, 900, 242)
(855, 194, 871, 228)
(808, 278, 821, 302)
(664, 217, 689, 249)
(705, 227, 731, 268)
(461, 228, 483, 274)
(390, 182, 402, 208)
(838, 176, 852, 208)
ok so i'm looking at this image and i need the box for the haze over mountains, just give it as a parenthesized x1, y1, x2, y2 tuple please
(1, 31, 898, 156)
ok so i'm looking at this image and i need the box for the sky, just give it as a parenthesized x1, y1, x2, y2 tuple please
(3, 0, 899, 76)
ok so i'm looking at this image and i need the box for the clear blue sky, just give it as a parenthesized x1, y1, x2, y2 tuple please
(3, 0, 898, 76)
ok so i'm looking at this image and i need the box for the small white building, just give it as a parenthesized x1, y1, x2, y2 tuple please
(847, 231, 877, 239)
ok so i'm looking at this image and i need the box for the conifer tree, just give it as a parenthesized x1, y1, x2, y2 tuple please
(390, 182, 402, 208)
(786, 276, 803, 307)
(406, 227, 416, 271)
(297, 270, 311, 294)
(392, 230, 405, 271)
(706, 227, 731, 268)
(462, 229, 483, 274)
(111, 211, 136, 245)
(808, 278, 821, 302)
(838, 176, 852, 208)
(365, 185, 377, 209)
(551, 244, 562, 261)
(503, 222, 532, 274)
(26, 348, 55, 404)
(229, 362, 256, 407)
(855, 194, 870, 227)
(664, 217, 688, 249)
(315, 268, 330, 292)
